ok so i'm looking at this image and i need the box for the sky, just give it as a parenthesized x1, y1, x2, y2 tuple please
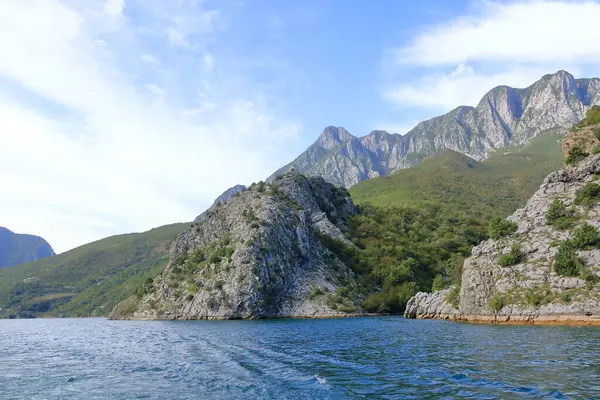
(2, 0, 600, 253)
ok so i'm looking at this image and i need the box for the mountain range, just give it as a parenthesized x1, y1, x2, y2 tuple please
(1, 70, 597, 318)
(0, 227, 55, 269)
(270, 71, 600, 187)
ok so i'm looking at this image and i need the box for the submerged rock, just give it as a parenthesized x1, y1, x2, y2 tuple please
(110, 172, 364, 320)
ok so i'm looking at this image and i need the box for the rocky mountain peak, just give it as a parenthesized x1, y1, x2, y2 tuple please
(269, 71, 600, 188)
(110, 172, 362, 320)
(316, 126, 354, 149)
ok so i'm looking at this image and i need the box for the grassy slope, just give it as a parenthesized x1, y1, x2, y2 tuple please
(0, 223, 187, 318)
(350, 134, 564, 219)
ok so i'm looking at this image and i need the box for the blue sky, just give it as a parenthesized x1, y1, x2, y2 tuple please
(1, 0, 600, 252)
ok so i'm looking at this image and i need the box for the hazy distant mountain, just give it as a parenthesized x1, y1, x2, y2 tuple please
(194, 184, 247, 223)
(0, 227, 55, 268)
(270, 70, 600, 187)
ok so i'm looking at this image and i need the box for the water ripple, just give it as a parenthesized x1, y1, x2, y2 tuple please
(1, 317, 599, 399)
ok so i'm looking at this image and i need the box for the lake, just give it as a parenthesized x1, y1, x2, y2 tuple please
(1, 317, 599, 399)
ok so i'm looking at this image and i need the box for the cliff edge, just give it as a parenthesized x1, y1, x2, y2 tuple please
(110, 172, 364, 320)
(406, 112, 600, 324)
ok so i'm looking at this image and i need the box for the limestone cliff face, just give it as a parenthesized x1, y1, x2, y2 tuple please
(405, 154, 600, 324)
(110, 172, 362, 320)
(270, 71, 600, 188)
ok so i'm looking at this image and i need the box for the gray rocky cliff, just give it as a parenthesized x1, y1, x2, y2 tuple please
(110, 172, 363, 320)
(269, 71, 600, 188)
(405, 154, 600, 324)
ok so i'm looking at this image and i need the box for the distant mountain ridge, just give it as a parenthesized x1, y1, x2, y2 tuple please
(0, 227, 55, 269)
(0, 223, 187, 318)
(269, 71, 600, 187)
(193, 185, 247, 223)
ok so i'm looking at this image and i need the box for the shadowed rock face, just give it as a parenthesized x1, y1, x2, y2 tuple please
(270, 71, 600, 188)
(405, 154, 600, 324)
(110, 172, 363, 320)
(0, 227, 55, 268)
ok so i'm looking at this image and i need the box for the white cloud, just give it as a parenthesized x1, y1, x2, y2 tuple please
(384, 0, 600, 110)
(0, 0, 300, 252)
(104, 0, 125, 17)
(203, 53, 215, 72)
(385, 64, 562, 110)
(155, 3, 222, 47)
(140, 54, 159, 65)
(397, 0, 600, 66)
(145, 83, 165, 96)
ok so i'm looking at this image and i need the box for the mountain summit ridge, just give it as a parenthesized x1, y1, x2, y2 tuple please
(269, 70, 600, 187)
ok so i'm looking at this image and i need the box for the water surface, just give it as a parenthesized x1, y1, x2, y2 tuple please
(1, 317, 599, 399)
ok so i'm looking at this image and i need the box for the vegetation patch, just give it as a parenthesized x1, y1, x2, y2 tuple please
(489, 216, 518, 239)
(431, 274, 448, 292)
(345, 204, 486, 313)
(488, 293, 505, 312)
(570, 106, 600, 131)
(565, 145, 589, 165)
(445, 285, 460, 308)
(554, 240, 583, 277)
(308, 285, 326, 300)
(498, 244, 524, 267)
(242, 208, 259, 223)
(112, 297, 139, 317)
(136, 277, 157, 298)
(574, 183, 600, 207)
(571, 222, 600, 249)
(524, 286, 552, 307)
(545, 198, 577, 230)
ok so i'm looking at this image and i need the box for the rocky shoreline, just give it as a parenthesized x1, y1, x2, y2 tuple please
(109, 312, 383, 321)
(405, 153, 600, 326)
(406, 312, 600, 326)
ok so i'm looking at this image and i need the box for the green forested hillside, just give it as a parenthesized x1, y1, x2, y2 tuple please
(350, 134, 563, 219)
(0, 135, 565, 318)
(339, 134, 564, 312)
(0, 223, 187, 318)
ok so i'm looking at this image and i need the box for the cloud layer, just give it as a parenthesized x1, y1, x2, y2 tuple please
(0, 0, 300, 252)
(398, 0, 600, 66)
(385, 0, 600, 111)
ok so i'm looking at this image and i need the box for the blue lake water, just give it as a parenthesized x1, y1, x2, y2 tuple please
(1, 317, 599, 399)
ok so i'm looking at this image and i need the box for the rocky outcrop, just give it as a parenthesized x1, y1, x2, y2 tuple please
(110, 172, 364, 320)
(0, 227, 55, 269)
(194, 184, 248, 222)
(270, 71, 600, 187)
(405, 288, 460, 320)
(405, 153, 600, 325)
